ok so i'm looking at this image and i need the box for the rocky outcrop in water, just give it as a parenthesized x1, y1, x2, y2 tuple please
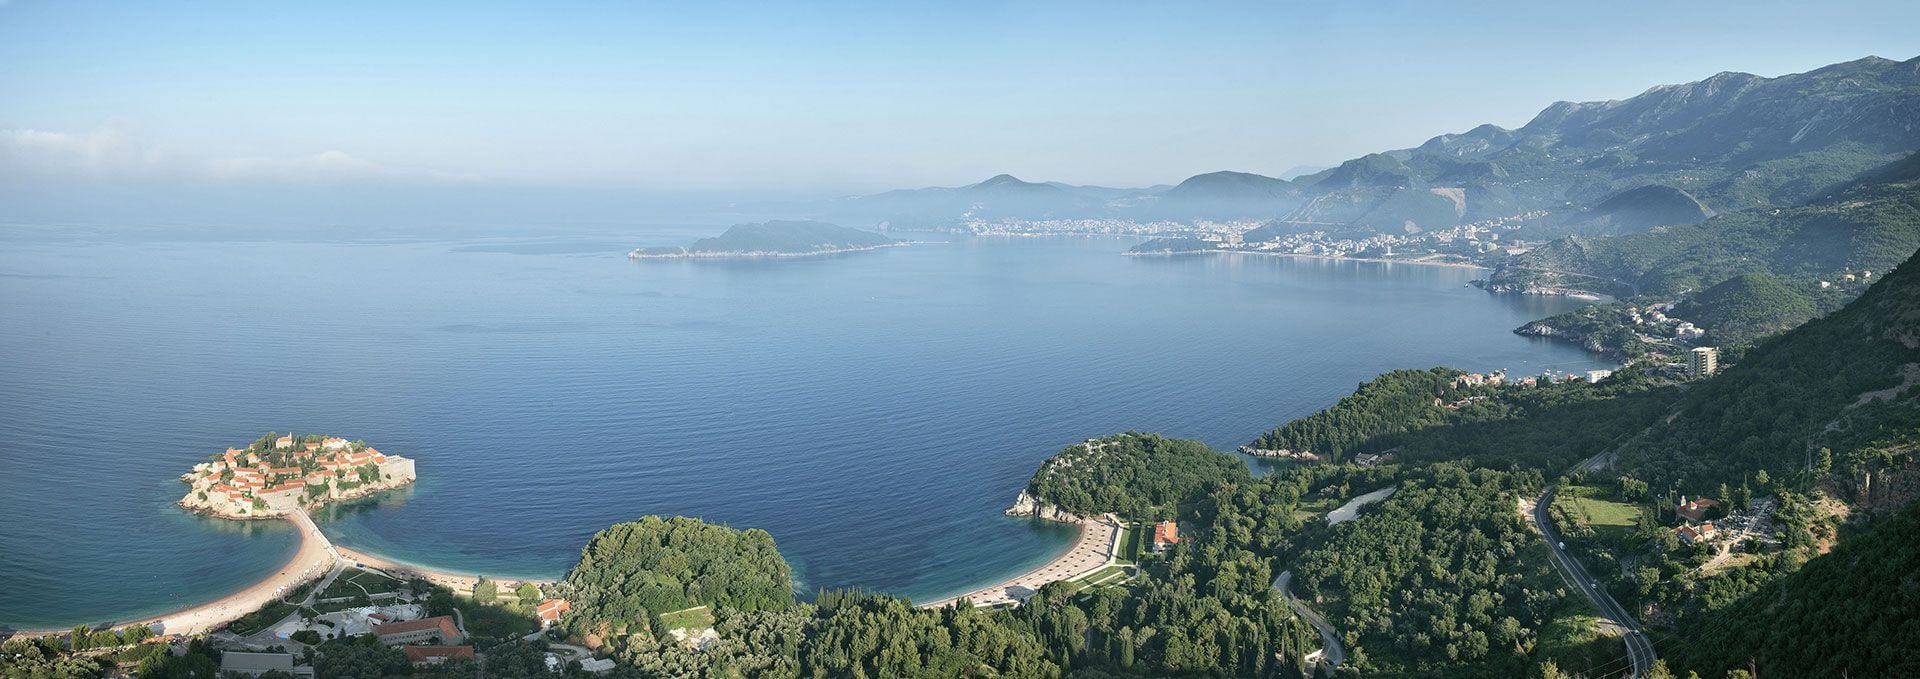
(1005, 489, 1087, 523)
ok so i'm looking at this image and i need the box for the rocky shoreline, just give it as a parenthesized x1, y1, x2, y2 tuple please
(1238, 445, 1322, 462)
(1472, 279, 1605, 300)
(1004, 489, 1088, 523)
(177, 476, 413, 521)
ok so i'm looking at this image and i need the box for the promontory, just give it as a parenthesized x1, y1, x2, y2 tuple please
(628, 220, 901, 259)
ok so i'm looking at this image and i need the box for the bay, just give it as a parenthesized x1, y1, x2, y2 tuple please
(0, 232, 1604, 629)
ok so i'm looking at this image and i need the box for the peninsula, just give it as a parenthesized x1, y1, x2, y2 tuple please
(628, 220, 902, 259)
(178, 433, 416, 519)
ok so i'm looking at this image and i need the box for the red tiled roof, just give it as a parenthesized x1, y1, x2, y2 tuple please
(402, 646, 474, 663)
(536, 598, 571, 621)
(1153, 521, 1179, 545)
(374, 616, 460, 640)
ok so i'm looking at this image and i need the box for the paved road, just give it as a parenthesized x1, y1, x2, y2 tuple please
(1533, 488, 1655, 679)
(1272, 570, 1344, 670)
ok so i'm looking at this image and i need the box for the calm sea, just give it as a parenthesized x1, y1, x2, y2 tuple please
(0, 230, 1604, 629)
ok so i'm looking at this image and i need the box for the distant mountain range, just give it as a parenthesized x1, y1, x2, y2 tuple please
(816, 55, 1920, 238)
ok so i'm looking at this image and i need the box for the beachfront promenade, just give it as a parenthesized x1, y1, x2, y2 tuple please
(919, 514, 1123, 609)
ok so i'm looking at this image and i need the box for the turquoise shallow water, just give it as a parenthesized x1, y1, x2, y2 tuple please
(0, 232, 1604, 629)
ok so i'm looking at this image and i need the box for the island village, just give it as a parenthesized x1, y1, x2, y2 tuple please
(179, 434, 416, 518)
(134, 435, 601, 676)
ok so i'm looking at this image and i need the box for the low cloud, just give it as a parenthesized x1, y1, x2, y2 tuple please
(0, 121, 410, 183)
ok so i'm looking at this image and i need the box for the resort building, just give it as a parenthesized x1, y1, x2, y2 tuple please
(1677, 496, 1720, 523)
(220, 652, 306, 677)
(1689, 347, 1719, 377)
(374, 615, 464, 646)
(579, 658, 618, 674)
(1151, 521, 1179, 553)
(537, 598, 572, 626)
(402, 646, 476, 666)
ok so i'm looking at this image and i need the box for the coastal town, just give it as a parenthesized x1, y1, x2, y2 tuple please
(178, 434, 416, 519)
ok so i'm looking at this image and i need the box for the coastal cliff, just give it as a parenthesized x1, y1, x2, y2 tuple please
(1004, 489, 1087, 523)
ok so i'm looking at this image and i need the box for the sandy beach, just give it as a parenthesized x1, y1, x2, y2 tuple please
(919, 515, 1122, 609)
(148, 510, 336, 636)
(333, 545, 555, 594)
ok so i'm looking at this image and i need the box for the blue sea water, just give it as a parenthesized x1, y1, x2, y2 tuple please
(0, 230, 1606, 629)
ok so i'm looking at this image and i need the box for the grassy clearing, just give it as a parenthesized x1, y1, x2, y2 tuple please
(658, 605, 714, 632)
(320, 567, 403, 600)
(1555, 485, 1642, 530)
(346, 569, 401, 594)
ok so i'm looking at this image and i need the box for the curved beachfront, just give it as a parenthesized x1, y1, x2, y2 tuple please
(918, 515, 1123, 609)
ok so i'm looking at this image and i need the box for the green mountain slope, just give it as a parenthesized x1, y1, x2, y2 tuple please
(1487, 151, 1920, 299)
(1619, 247, 1920, 492)
(1675, 502, 1920, 678)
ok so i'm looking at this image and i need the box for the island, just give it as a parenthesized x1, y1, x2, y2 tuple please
(628, 220, 902, 259)
(178, 432, 416, 519)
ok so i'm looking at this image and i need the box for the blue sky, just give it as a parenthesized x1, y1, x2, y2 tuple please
(2, 0, 1917, 195)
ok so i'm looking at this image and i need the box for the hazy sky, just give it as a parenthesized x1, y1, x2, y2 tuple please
(3, 0, 1918, 195)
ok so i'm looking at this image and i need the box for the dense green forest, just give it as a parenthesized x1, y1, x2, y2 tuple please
(1291, 463, 1561, 676)
(1247, 368, 1465, 459)
(562, 516, 795, 647)
(1023, 433, 1248, 519)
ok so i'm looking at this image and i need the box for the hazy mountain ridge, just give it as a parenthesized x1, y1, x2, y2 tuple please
(827, 55, 1920, 238)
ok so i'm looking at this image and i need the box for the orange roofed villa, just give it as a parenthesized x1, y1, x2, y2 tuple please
(178, 433, 417, 519)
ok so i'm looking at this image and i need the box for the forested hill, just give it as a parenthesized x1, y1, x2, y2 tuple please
(1619, 245, 1920, 495)
(1484, 150, 1920, 300)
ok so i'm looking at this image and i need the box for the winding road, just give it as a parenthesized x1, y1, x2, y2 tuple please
(1272, 570, 1343, 670)
(1532, 487, 1655, 679)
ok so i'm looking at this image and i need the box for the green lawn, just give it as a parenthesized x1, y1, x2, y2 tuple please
(227, 601, 296, 636)
(1075, 565, 1129, 584)
(319, 568, 403, 600)
(658, 605, 713, 632)
(1118, 523, 1146, 562)
(1554, 485, 1642, 529)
